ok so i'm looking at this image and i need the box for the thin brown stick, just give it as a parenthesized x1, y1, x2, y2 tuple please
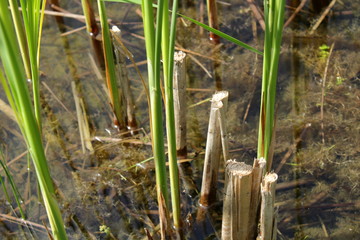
(59, 25, 87, 36)
(310, 0, 337, 34)
(275, 123, 311, 173)
(42, 81, 75, 118)
(0, 213, 48, 233)
(284, 0, 308, 28)
(246, 0, 265, 30)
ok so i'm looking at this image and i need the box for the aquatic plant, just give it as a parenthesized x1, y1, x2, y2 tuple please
(0, 1, 68, 239)
(97, 0, 126, 129)
(257, 0, 285, 171)
(141, 0, 174, 236)
(8, 0, 46, 129)
(0, 148, 25, 219)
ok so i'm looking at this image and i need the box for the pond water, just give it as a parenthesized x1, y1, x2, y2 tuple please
(0, 0, 359, 239)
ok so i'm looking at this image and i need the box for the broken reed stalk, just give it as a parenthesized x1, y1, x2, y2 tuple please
(218, 97, 229, 162)
(221, 160, 253, 240)
(81, 0, 105, 68)
(258, 172, 278, 240)
(248, 158, 267, 240)
(206, 0, 220, 43)
(173, 51, 187, 158)
(199, 91, 229, 207)
(111, 26, 138, 131)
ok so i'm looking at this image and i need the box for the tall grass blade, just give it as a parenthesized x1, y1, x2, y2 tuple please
(141, 0, 171, 236)
(257, 0, 285, 171)
(97, 0, 125, 129)
(161, 0, 182, 231)
(16, 0, 47, 129)
(0, 2, 68, 239)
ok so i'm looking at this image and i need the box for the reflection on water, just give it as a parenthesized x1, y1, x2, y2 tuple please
(0, 0, 359, 239)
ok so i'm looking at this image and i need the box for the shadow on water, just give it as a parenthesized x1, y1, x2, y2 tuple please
(0, 0, 360, 239)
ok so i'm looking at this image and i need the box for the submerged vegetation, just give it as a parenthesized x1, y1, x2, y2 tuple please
(0, 0, 359, 239)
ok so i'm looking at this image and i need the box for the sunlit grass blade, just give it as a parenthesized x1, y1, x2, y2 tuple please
(16, 0, 47, 129)
(97, 0, 125, 129)
(257, 0, 285, 171)
(161, 0, 181, 231)
(0, 2, 68, 239)
(141, 0, 171, 236)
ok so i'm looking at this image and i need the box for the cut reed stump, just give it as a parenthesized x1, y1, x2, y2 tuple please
(248, 158, 267, 239)
(199, 91, 229, 207)
(221, 160, 253, 240)
(173, 51, 187, 158)
(258, 172, 278, 240)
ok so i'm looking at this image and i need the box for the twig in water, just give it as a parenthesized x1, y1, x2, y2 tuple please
(284, 0, 308, 28)
(246, 0, 265, 30)
(42, 81, 75, 118)
(310, 0, 337, 34)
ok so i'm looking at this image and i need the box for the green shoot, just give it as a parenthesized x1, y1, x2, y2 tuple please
(257, 0, 285, 171)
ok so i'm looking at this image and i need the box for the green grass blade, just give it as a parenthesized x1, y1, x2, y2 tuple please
(141, 1, 170, 236)
(257, 0, 285, 171)
(97, 0, 125, 128)
(0, 149, 25, 219)
(161, 0, 181, 230)
(0, 2, 68, 239)
(8, 0, 31, 79)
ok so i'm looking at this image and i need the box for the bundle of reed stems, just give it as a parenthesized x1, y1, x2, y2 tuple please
(0, 0, 68, 239)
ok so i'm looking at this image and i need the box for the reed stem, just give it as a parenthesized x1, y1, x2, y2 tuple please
(257, 0, 285, 171)
(97, 0, 125, 129)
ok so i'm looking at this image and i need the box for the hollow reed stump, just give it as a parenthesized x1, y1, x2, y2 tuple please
(199, 91, 229, 207)
(173, 51, 187, 158)
(248, 158, 267, 239)
(258, 172, 278, 240)
(221, 160, 253, 240)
